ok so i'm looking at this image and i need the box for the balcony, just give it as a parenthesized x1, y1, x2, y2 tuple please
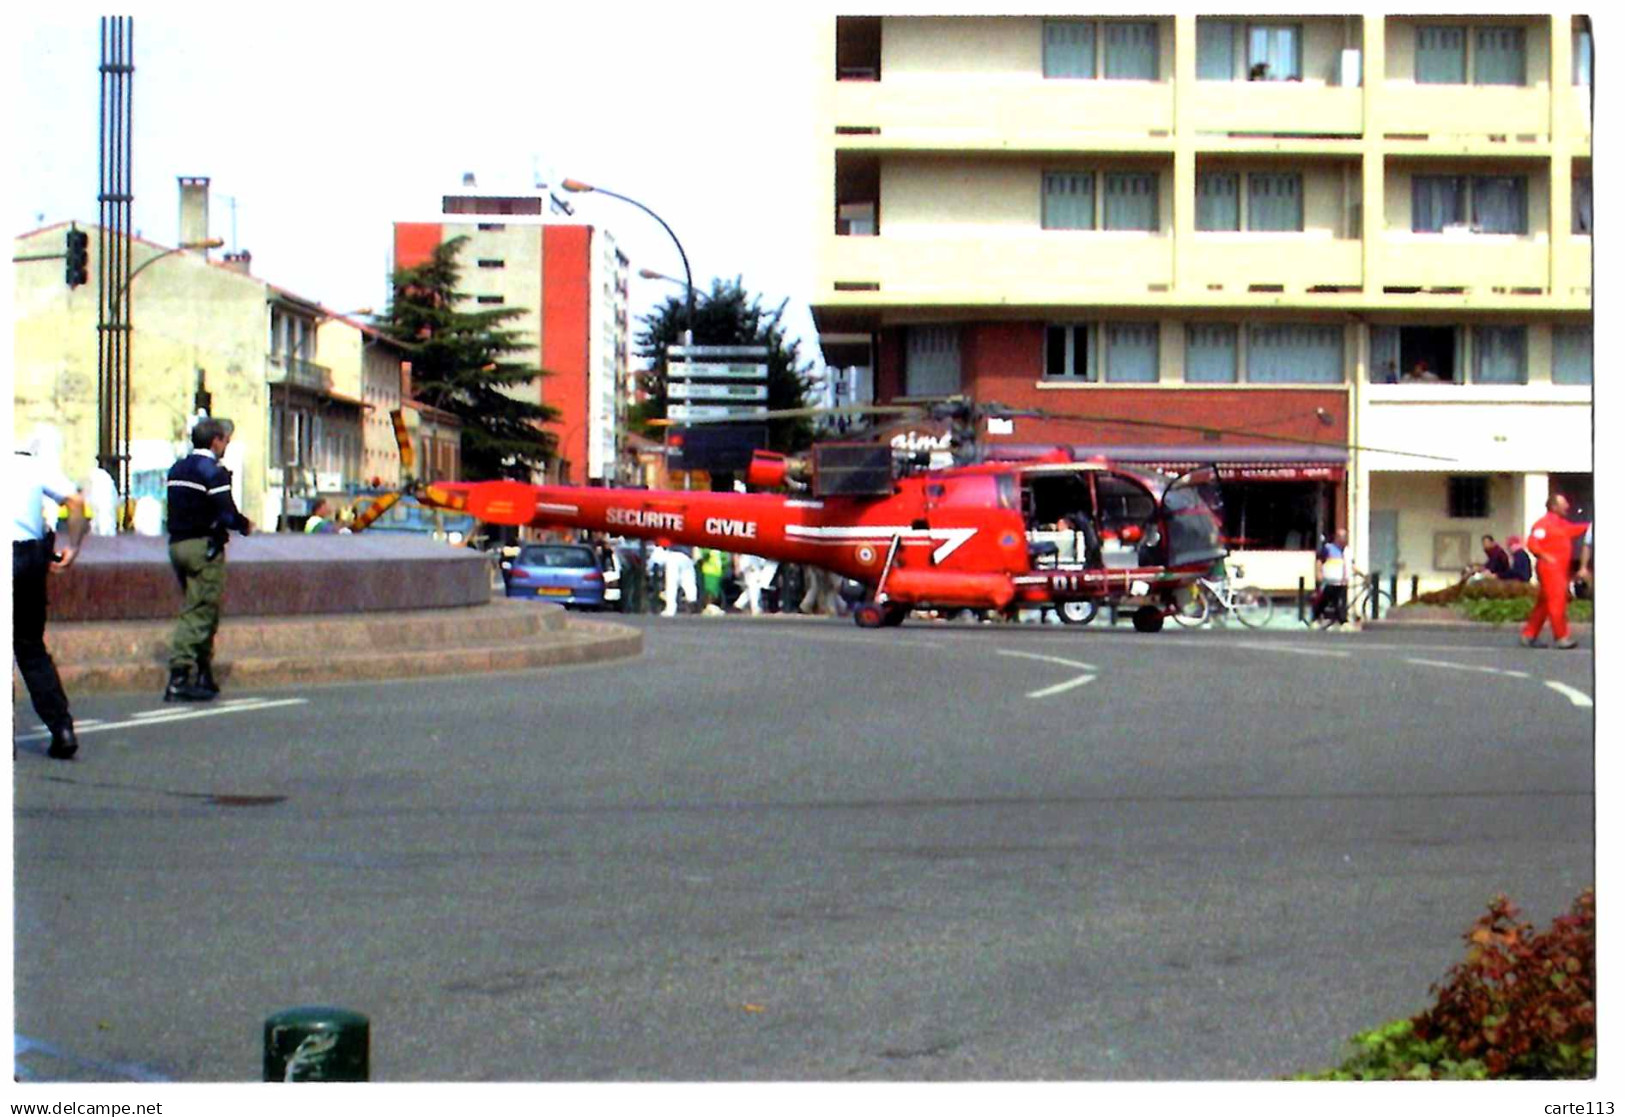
(820, 231, 1174, 305)
(1379, 232, 1548, 292)
(1185, 233, 1363, 293)
(833, 76, 1174, 150)
(1189, 82, 1364, 139)
(1375, 83, 1549, 142)
(267, 353, 334, 392)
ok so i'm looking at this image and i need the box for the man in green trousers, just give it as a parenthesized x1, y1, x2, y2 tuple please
(164, 418, 253, 701)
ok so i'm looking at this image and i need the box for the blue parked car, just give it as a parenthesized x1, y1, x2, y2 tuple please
(502, 544, 606, 609)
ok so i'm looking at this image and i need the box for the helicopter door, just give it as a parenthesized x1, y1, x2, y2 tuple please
(1094, 473, 1160, 567)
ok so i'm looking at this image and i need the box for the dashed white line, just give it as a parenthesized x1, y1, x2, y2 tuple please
(1404, 657, 1533, 680)
(1544, 681, 1594, 709)
(1026, 674, 1098, 700)
(995, 649, 1098, 672)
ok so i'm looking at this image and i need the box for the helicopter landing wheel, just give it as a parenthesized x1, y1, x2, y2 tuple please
(880, 604, 908, 627)
(1057, 600, 1098, 625)
(1131, 605, 1165, 633)
(853, 603, 886, 629)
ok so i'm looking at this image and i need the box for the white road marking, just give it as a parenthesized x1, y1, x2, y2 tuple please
(997, 649, 1098, 700)
(1544, 681, 1594, 708)
(780, 630, 948, 652)
(1404, 657, 1533, 680)
(1231, 642, 1351, 659)
(18, 698, 309, 741)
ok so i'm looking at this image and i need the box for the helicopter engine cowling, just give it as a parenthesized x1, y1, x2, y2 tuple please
(881, 568, 1016, 610)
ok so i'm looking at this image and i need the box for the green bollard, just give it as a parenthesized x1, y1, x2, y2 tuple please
(264, 1006, 370, 1081)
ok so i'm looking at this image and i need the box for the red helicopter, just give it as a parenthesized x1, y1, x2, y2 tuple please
(357, 401, 1227, 631)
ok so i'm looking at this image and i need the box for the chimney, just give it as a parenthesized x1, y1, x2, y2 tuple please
(178, 176, 211, 255)
(222, 249, 252, 275)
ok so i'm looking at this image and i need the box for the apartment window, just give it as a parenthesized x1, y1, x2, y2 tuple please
(1412, 175, 1525, 234)
(1196, 173, 1240, 231)
(477, 259, 505, 269)
(476, 295, 506, 305)
(1246, 324, 1343, 383)
(1043, 172, 1095, 229)
(1044, 20, 1159, 80)
(1552, 325, 1593, 385)
(1185, 324, 1238, 383)
(1370, 324, 1460, 384)
(1104, 22, 1158, 80)
(1471, 176, 1527, 235)
(1043, 20, 1095, 78)
(1573, 177, 1592, 235)
(1247, 25, 1300, 81)
(1247, 173, 1303, 231)
(1474, 27, 1525, 86)
(905, 326, 961, 396)
(477, 223, 506, 231)
(1414, 24, 1527, 86)
(1045, 324, 1095, 381)
(1575, 28, 1593, 85)
(1197, 20, 1236, 80)
(1416, 26, 1467, 84)
(1105, 323, 1159, 382)
(1448, 477, 1490, 519)
(1103, 173, 1158, 231)
(1471, 326, 1526, 385)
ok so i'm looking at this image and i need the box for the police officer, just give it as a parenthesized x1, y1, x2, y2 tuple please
(13, 443, 88, 759)
(165, 417, 252, 701)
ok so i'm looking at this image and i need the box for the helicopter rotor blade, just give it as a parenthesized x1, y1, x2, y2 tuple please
(349, 489, 405, 533)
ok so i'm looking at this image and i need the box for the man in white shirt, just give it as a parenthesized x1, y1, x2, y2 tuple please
(13, 446, 89, 760)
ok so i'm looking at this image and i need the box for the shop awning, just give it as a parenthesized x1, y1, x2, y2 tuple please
(1003, 443, 1348, 482)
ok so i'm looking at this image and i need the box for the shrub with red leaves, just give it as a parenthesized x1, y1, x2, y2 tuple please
(1411, 890, 1595, 1078)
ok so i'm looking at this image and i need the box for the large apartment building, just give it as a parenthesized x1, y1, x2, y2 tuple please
(813, 14, 1593, 592)
(393, 178, 632, 486)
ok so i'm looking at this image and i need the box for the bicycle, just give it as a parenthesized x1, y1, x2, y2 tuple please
(1171, 565, 1273, 628)
(1303, 570, 1394, 628)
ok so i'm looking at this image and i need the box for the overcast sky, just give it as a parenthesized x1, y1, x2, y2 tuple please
(12, 5, 829, 368)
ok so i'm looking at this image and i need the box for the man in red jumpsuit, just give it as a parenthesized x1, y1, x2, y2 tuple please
(1519, 493, 1590, 648)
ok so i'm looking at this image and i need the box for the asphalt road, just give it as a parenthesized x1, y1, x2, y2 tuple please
(12, 616, 1595, 1082)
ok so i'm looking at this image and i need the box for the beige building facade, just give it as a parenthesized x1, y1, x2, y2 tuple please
(814, 13, 1592, 594)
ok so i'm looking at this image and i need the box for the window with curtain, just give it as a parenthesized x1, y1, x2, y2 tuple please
(1043, 172, 1095, 229)
(1105, 323, 1159, 383)
(1197, 20, 1236, 80)
(1471, 176, 1527, 235)
(1415, 26, 1467, 84)
(1247, 173, 1303, 231)
(1045, 324, 1095, 380)
(1185, 324, 1238, 383)
(1551, 325, 1592, 385)
(1196, 173, 1240, 231)
(1471, 326, 1526, 384)
(1473, 27, 1525, 86)
(1573, 177, 1592, 235)
(1247, 24, 1300, 80)
(1412, 175, 1467, 232)
(1575, 29, 1593, 85)
(1103, 172, 1158, 231)
(1044, 20, 1095, 78)
(1246, 324, 1344, 383)
(1368, 325, 1401, 383)
(1104, 22, 1158, 79)
(905, 326, 962, 396)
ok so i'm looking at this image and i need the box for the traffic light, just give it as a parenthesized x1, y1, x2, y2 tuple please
(64, 228, 89, 288)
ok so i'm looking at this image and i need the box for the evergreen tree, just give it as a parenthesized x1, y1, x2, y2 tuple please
(378, 235, 558, 480)
(633, 277, 817, 453)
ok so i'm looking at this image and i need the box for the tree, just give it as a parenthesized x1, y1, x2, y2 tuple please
(378, 236, 558, 480)
(633, 277, 817, 454)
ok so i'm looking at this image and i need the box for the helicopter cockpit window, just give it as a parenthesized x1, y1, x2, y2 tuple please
(1094, 476, 1157, 527)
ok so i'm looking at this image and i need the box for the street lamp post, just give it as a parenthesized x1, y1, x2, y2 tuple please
(561, 179, 694, 345)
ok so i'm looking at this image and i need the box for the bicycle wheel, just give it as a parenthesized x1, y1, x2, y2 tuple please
(1232, 586, 1274, 628)
(1356, 586, 1395, 620)
(1172, 584, 1211, 627)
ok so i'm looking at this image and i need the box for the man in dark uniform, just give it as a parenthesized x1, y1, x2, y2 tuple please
(13, 444, 89, 758)
(165, 418, 252, 701)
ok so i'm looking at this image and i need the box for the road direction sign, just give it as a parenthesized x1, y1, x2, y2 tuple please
(667, 404, 770, 422)
(669, 382, 769, 401)
(668, 361, 769, 381)
(666, 345, 770, 359)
